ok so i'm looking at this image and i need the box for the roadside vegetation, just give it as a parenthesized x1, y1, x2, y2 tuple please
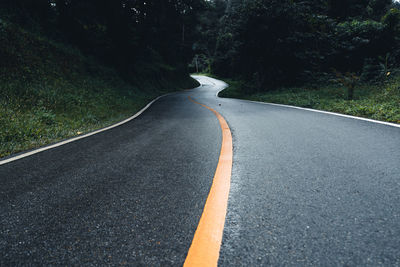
(0, 1, 200, 158)
(219, 75, 400, 124)
(2, 0, 400, 157)
(192, 0, 400, 125)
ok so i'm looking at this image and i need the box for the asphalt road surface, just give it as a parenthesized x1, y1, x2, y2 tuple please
(1, 76, 399, 266)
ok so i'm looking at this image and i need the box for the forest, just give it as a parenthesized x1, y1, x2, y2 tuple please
(0, 0, 204, 81)
(0, 0, 204, 156)
(194, 0, 400, 86)
(1, 0, 400, 156)
(195, 0, 400, 124)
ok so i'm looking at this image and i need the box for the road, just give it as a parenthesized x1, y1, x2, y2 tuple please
(1, 76, 400, 266)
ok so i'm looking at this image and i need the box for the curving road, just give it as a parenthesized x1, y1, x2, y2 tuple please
(1, 76, 399, 266)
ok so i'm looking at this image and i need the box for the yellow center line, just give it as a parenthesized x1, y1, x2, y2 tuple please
(184, 96, 233, 267)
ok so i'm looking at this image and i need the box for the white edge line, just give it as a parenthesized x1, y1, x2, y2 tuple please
(210, 77, 400, 129)
(0, 88, 199, 166)
(225, 97, 400, 128)
(244, 100, 400, 128)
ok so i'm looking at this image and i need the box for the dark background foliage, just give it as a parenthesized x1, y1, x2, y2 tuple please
(192, 0, 400, 91)
(0, 0, 206, 80)
(1, 0, 399, 157)
(1, 0, 400, 92)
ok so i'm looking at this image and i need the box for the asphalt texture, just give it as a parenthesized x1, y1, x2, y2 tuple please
(1, 76, 400, 266)
(0, 89, 221, 266)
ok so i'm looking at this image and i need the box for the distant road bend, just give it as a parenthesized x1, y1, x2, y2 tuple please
(1, 76, 399, 266)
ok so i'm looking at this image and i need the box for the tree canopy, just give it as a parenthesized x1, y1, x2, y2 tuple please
(2, 0, 400, 90)
(0, 0, 206, 78)
(193, 0, 400, 90)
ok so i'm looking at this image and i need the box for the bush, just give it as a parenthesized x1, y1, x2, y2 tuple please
(219, 72, 400, 124)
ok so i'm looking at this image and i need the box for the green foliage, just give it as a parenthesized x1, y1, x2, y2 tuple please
(189, 54, 212, 73)
(334, 71, 360, 100)
(382, 8, 400, 67)
(360, 57, 386, 82)
(1, 0, 206, 79)
(382, 8, 400, 30)
(203, 0, 398, 89)
(220, 74, 400, 124)
(334, 20, 387, 71)
(0, 0, 204, 158)
(190, 0, 228, 74)
(0, 21, 199, 158)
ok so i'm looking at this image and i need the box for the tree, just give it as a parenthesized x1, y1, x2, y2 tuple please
(209, 0, 396, 90)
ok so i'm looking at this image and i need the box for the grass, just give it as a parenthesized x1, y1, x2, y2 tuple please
(219, 77, 400, 125)
(0, 20, 198, 158)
